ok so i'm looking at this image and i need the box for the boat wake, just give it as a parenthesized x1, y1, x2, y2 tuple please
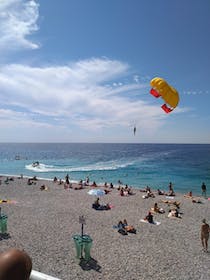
(25, 160, 135, 173)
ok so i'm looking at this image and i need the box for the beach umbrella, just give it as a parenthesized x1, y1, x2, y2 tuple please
(88, 189, 105, 196)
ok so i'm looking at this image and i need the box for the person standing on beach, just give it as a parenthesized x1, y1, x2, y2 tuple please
(168, 182, 175, 196)
(201, 219, 210, 252)
(168, 182, 173, 191)
(201, 182, 207, 198)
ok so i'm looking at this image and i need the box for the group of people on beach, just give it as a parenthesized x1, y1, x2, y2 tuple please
(141, 182, 175, 199)
(43, 176, 210, 254)
(142, 182, 210, 252)
(17, 175, 210, 252)
(118, 185, 134, 196)
(92, 197, 111, 210)
(143, 182, 182, 223)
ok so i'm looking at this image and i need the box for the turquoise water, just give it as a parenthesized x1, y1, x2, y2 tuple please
(0, 143, 209, 195)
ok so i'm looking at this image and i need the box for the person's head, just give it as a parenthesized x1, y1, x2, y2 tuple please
(202, 218, 206, 224)
(0, 248, 32, 280)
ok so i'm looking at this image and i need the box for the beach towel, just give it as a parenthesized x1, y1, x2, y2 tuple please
(113, 225, 120, 229)
(165, 196, 174, 200)
(92, 204, 111, 210)
(140, 219, 161, 225)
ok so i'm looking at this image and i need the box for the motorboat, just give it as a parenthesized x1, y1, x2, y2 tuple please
(32, 161, 40, 167)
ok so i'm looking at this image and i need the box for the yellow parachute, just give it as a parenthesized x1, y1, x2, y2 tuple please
(150, 77, 179, 113)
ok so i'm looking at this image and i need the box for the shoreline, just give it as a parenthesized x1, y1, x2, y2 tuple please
(0, 173, 203, 196)
(0, 175, 209, 280)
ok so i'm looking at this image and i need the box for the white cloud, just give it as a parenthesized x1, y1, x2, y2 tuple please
(0, 57, 167, 141)
(0, 0, 39, 51)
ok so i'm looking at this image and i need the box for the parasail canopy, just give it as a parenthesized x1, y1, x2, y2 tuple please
(150, 77, 179, 113)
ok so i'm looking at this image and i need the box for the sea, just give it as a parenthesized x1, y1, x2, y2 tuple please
(0, 143, 209, 195)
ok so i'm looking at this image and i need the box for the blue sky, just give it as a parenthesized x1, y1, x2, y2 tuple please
(0, 0, 210, 143)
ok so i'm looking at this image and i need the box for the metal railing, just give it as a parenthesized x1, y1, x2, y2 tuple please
(30, 270, 62, 280)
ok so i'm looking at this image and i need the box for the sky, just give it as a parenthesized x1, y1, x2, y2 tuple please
(0, 0, 210, 143)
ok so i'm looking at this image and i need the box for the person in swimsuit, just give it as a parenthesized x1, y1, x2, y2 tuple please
(201, 219, 210, 252)
(201, 182, 207, 198)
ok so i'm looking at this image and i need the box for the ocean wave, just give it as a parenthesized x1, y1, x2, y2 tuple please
(25, 160, 135, 173)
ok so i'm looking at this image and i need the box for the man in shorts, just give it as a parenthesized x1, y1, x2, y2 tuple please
(201, 219, 210, 252)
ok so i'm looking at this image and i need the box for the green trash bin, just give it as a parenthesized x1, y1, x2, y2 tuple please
(72, 234, 93, 260)
(0, 214, 8, 234)
(82, 235, 93, 261)
(72, 234, 83, 259)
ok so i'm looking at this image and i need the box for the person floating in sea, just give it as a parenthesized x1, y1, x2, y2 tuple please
(201, 182, 207, 198)
(201, 219, 210, 252)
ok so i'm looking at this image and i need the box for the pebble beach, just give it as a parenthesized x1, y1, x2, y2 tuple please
(0, 175, 210, 280)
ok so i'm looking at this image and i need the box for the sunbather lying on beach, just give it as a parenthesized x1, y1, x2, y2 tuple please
(157, 189, 166, 195)
(92, 198, 111, 210)
(168, 208, 182, 218)
(91, 181, 98, 187)
(119, 186, 133, 196)
(183, 191, 202, 203)
(184, 191, 193, 198)
(104, 189, 111, 194)
(160, 200, 180, 208)
(0, 199, 16, 204)
(117, 219, 136, 234)
(191, 197, 202, 203)
(167, 189, 175, 196)
(122, 219, 136, 233)
(0, 199, 10, 203)
(151, 202, 165, 214)
(140, 185, 151, 192)
(142, 190, 155, 199)
(74, 184, 83, 190)
(40, 185, 48, 191)
(117, 221, 128, 235)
